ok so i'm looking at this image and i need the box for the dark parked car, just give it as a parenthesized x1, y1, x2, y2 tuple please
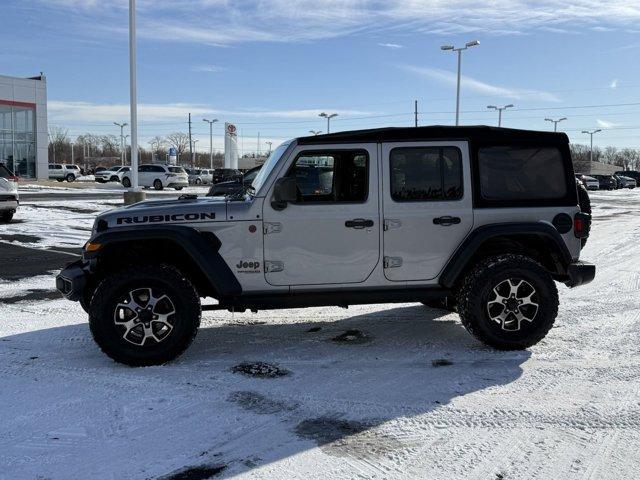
(615, 170, 640, 186)
(613, 174, 637, 189)
(591, 174, 616, 190)
(211, 168, 241, 184)
(207, 166, 261, 196)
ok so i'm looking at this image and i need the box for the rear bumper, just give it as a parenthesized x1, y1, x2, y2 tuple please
(0, 196, 18, 212)
(564, 261, 596, 287)
(55, 260, 89, 301)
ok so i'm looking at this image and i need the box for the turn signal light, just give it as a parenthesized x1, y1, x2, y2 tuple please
(85, 241, 102, 252)
(574, 213, 589, 238)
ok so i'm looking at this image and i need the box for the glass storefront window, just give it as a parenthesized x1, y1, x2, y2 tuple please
(0, 104, 36, 177)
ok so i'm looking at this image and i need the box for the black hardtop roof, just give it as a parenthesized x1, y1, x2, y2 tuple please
(297, 125, 569, 145)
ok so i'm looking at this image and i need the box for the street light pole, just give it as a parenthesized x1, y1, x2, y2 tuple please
(127, 0, 141, 199)
(441, 40, 480, 126)
(487, 104, 514, 127)
(266, 141, 272, 156)
(114, 122, 128, 166)
(319, 112, 338, 133)
(192, 139, 198, 167)
(203, 118, 218, 169)
(124, 135, 130, 164)
(582, 129, 602, 163)
(545, 117, 567, 132)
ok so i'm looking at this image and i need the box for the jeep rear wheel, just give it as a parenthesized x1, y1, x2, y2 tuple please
(0, 211, 13, 223)
(89, 265, 201, 366)
(153, 179, 163, 190)
(457, 254, 558, 350)
(122, 177, 131, 188)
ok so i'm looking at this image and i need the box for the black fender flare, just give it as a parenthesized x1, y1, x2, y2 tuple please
(85, 225, 242, 297)
(439, 222, 572, 289)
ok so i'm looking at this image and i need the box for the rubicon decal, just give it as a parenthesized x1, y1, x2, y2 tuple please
(236, 259, 261, 274)
(116, 212, 216, 225)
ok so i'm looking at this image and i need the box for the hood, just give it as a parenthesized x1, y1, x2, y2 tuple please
(96, 196, 229, 229)
(0, 178, 17, 193)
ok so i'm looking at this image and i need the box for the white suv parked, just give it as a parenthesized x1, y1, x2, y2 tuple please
(121, 164, 189, 190)
(0, 164, 19, 223)
(95, 166, 131, 183)
(49, 163, 81, 182)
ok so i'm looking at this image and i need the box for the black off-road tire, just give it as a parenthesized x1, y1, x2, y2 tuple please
(576, 182, 591, 247)
(457, 254, 559, 350)
(88, 265, 201, 366)
(122, 177, 131, 188)
(153, 179, 163, 190)
(0, 211, 13, 223)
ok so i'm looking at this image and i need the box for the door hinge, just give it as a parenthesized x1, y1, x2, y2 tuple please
(383, 256, 403, 268)
(383, 219, 402, 231)
(263, 222, 283, 234)
(265, 260, 284, 273)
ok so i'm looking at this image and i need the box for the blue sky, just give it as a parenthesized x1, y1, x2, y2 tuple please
(3, 0, 640, 153)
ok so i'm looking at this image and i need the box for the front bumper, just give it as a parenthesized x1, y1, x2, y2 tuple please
(55, 260, 89, 301)
(0, 196, 18, 212)
(565, 261, 596, 287)
(167, 181, 189, 188)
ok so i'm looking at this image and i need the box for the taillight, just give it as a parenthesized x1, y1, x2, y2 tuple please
(574, 212, 590, 239)
(8, 176, 18, 182)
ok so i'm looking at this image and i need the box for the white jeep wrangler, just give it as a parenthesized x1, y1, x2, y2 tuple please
(56, 126, 594, 366)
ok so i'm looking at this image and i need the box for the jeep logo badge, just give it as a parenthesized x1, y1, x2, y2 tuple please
(236, 259, 261, 274)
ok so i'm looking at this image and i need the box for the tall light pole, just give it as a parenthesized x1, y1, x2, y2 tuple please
(309, 130, 322, 135)
(124, 135, 130, 164)
(545, 117, 567, 132)
(70, 141, 74, 166)
(487, 104, 513, 127)
(265, 141, 272, 156)
(441, 40, 480, 126)
(582, 129, 602, 163)
(202, 118, 218, 169)
(192, 139, 198, 167)
(319, 112, 338, 133)
(126, 0, 141, 201)
(114, 122, 128, 165)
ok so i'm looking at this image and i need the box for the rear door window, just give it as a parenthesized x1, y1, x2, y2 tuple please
(0, 164, 13, 178)
(390, 146, 463, 201)
(478, 147, 567, 200)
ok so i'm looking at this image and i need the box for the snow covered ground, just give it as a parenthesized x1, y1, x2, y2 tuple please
(0, 190, 639, 479)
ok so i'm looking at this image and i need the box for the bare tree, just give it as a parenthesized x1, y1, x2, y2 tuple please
(48, 126, 70, 163)
(100, 135, 120, 157)
(165, 132, 190, 162)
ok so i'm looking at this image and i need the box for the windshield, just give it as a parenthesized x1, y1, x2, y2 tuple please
(106, 166, 120, 171)
(251, 140, 292, 193)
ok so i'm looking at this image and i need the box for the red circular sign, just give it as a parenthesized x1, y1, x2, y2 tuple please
(227, 124, 237, 134)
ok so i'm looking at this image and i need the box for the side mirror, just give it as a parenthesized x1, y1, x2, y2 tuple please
(271, 176, 297, 210)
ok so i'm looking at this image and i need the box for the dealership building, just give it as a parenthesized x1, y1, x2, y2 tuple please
(0, 73, 48, 179)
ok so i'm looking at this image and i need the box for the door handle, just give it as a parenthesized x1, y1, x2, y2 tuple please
(433, 216, 461, 226)
(345, 218, 374, 229)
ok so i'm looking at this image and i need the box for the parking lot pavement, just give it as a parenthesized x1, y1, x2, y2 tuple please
(0, 189, 639, 479)
(0, 242, 78, 280)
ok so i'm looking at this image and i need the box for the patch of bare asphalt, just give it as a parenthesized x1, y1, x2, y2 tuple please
(24, 204, 99, 214)
(157, 464, 227, 480)
(331, 329, 371, 344)
(0, 234, 41, 243)
(231, 362, 290, 378)
(294, 417, 403, 458)
(227, 391, 299, 415)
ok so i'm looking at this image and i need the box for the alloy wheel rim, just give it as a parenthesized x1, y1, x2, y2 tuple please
(113, 287, 176, 346)
(486, 278, 539, 331)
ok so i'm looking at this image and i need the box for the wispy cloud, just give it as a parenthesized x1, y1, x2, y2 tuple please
(37, 1, 640, 46)
(47, 100, 373, 123)
(378, 42, 403, 49)
(191, 65, 226, 73)
(401, 65, 560, 102)
(610, 78, 619, 89)
(597, 119, 619, 128)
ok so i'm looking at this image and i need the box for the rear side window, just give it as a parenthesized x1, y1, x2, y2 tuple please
(478, 147, 567, 200)
(0, 164, 13, 178)
(168, 167, 184, 173)
(390, 147, 463, 201)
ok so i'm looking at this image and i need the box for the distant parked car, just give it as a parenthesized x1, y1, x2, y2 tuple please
(591, 174, 616, 190)
(207, 166, 261, 196)
(94, 166, 107, 174)
(121, 164, 188, 190)
(186, 168, 214, 185)
(615, 170, 640, 187)
(0, 163, 19, 223)
(614, 174, 637, 189)
(575, 174, 599, 190)
(48, 163, 81, 182)
(211, 168, 241, 184)
(95, 166, 130, 183)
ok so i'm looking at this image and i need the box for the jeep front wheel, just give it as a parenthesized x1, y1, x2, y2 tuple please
(88, 265, 201, 366)
(457, 254, 558, 350)
(122, 177, 131, 188)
